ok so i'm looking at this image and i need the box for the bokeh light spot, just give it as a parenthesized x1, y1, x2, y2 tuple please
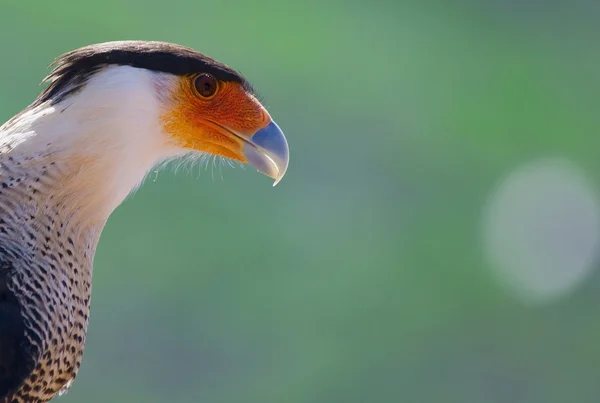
(482, 156, 600, 304)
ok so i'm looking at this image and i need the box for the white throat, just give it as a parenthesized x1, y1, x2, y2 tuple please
(0, 65, 185, 225)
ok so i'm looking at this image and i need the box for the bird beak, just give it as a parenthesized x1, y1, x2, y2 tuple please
(242, 120, 289, 186)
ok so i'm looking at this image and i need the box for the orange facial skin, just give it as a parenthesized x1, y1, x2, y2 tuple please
(161, 75, 270, 162)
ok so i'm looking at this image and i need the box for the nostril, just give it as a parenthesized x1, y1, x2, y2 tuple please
(260, 107, 270, 126)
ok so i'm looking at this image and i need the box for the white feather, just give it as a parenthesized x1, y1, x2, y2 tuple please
(0, 65, 189, 223)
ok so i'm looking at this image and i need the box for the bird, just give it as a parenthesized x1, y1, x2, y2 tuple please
(0, 40, 289, 403)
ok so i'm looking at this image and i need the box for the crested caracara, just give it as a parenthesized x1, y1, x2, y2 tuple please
(0, 40, 289, 403)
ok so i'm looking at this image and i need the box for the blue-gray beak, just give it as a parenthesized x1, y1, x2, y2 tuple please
(242, 120, 289, 186)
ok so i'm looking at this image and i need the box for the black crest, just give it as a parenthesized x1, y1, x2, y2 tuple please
(37, 40, 253, 104)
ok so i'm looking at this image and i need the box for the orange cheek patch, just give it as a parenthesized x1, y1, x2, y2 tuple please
(160, 77, 268, 161)
(205, 82, 268, 134)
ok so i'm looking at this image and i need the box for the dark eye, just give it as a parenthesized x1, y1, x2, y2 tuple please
(194, 74, 218, 98)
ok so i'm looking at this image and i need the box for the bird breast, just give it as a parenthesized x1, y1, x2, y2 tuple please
(0, 156, 98, 402)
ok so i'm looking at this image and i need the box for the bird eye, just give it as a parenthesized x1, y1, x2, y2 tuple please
(193, 74, 218, 98)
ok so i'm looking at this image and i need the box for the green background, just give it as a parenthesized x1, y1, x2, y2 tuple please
(1, 1, 600, 402)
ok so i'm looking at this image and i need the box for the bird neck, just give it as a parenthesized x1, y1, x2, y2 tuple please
(0, 67, 181, 231)
(0, 131, 106, 253)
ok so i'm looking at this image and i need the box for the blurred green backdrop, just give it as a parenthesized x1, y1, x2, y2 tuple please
(2, 1, 600, 402)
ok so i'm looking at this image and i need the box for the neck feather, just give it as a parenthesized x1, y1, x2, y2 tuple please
(0, 65, 183, 230)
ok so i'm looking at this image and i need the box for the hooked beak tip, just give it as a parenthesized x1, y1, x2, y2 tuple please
(243, 120, 289, 186)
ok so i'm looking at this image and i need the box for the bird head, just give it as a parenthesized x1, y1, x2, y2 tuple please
(11, 41, 289, 188)
(161, 70, 288, 186)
